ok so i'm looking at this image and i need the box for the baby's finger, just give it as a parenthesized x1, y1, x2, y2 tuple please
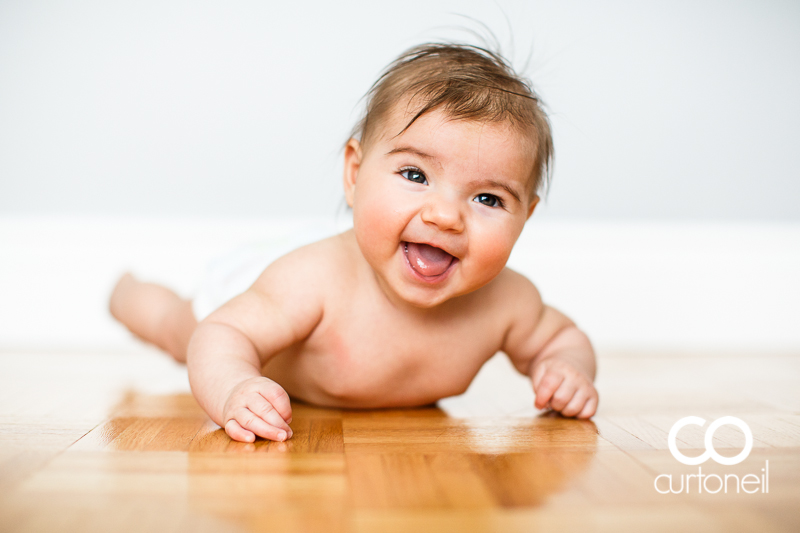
(549, 380, 578, 411)
(225, 419, 255, 443)
(577, 395, 598, 419)
(530, 362, 550, 390)
(560, 389, 588, 417)
(258, 384, 292, 425)
(533, 372, 564, 410)
(237, 407, 290, 442)
(248, 394, 293, 436)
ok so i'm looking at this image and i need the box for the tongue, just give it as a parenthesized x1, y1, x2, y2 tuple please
(405, 242, 454, 277)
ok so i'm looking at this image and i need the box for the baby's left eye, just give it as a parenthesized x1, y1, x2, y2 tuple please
(474, 194, 502, 208)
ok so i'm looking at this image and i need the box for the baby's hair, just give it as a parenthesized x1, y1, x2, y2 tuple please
(350, 43, 554, 195)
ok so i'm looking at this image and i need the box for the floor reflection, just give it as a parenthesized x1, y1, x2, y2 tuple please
(88, 391, 599, 529)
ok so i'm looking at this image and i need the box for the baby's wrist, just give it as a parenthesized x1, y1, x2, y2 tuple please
(533, 350, 595, 380)
(193, 366, 260, 425)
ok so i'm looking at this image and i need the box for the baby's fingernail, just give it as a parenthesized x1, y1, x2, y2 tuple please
(278, 431, 287, 441)
(288, 429, 293, 438)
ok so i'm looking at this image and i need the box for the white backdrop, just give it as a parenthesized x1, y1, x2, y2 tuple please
(1, 1, 799, 353)
(1, 0, 799, 220)
(1, 216, 799, 353)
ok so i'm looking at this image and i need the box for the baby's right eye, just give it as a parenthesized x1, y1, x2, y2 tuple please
(400, 168, 428, 185)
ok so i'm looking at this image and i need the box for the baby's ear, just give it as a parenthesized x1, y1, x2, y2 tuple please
(343, 138, 362, 208)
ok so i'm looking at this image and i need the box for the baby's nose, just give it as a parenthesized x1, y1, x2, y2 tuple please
(420, 196, 465, 233)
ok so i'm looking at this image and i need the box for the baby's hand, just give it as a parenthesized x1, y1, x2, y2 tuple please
(222, 377, 293, 442)
(531, 356, 598, 419)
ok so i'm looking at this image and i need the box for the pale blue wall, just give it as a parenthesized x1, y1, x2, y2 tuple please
(1, 0, 798, 220)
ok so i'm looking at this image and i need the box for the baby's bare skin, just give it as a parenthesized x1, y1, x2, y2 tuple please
(188, 229, 595, 443)
(220, 231, 536, 408)
(183, 109, 598, 443)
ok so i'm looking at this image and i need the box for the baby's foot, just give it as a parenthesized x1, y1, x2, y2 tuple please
(109, 272, 138, 324)
(109, 272, 160, 347)
(108, 273, 196, 362)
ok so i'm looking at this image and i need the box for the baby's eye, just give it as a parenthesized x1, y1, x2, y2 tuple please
(474, 193, 503, 208)
(400, 168, 427, 185)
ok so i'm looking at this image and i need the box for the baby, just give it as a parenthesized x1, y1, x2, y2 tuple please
(110, 43, 598, 443)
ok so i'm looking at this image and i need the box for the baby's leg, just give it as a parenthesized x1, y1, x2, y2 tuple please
(109, 273, 197, 363)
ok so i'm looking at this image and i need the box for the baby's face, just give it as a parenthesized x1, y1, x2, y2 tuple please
(344, 108, 538, 308)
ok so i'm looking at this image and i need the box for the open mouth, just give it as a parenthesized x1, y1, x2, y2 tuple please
(403, 242, 457, 280)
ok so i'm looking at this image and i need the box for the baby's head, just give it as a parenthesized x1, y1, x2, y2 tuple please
(342, 43, 554, 308)
(351, 43, 553, 197)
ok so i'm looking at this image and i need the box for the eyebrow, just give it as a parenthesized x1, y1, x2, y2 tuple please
(385, 146, 438, 160)
(386, 145, 523, 204)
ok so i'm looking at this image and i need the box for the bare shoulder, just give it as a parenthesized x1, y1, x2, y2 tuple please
(252, 230, 354, 302)
(485, 267, 544, 319)
(208, 231, 354, 350)
(488, 268, 546, 370)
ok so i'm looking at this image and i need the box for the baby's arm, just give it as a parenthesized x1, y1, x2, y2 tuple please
(502, 273, 598, 418)
(187, 252, 323, 442)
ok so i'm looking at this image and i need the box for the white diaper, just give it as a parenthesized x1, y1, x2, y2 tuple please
(191, 226, 340, 321)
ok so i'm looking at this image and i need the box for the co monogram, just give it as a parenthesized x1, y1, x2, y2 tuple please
(668, 416, 753, 466)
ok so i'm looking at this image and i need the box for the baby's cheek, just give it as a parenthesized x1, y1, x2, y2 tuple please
(354, 193, 403, 261)
(471, 232, 515, 282)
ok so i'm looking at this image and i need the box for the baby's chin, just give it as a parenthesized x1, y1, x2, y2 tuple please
(389, 274, 477, 309)
(398, 289, 455, 309)
(371, 269, 454, 309)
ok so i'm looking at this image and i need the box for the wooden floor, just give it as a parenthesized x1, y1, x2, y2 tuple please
(0, 349, 798, 532)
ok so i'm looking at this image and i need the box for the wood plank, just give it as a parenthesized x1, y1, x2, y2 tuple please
(343, 415, 607, 453)
(347, 453, 496, 509)
(592, 417, 655, 451)
(0, 351, 798, 532)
